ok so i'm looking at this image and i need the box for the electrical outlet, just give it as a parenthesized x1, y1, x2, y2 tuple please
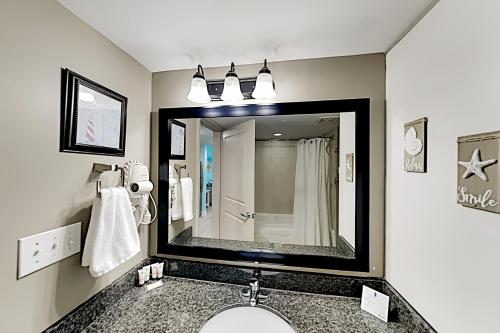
(18, 222, 81, 278)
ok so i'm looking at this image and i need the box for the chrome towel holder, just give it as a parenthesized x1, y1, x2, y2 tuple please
(92, 163, 124, 196)
(174, 163, 189, 179)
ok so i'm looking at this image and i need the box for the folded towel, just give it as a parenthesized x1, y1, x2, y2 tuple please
(82, 187, 140, 277)
(171, 180, 183, 221)
(180, 177, 193, 222)
(168, 165, 176, 179)
(168, 165, 183, 222)
(168, 185, 172, 225)
(168, 177, 179, 224)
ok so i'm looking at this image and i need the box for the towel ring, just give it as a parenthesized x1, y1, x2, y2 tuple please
(174, 164, 190, 179)
(93, 163, 124, 197)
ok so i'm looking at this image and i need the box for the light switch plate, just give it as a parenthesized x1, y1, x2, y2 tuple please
(18, 222, 81, 278)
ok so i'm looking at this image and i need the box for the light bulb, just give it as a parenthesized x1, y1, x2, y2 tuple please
(252, 59, 276, 99)
(187, 65, 210, 104)
(220, 62, 243, 102)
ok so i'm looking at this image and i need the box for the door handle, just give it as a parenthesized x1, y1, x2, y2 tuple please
(239, 212, 255, 221)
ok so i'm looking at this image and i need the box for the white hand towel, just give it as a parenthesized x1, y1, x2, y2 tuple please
(168, 185, 172, 225)
(168, 165, 176, 179)
(171, 179, 183, 221)
(180, 177, 193, 222)
(82, 187, 140, 277)
(169, 165, 183, 221)
(168, 177, 180, 224)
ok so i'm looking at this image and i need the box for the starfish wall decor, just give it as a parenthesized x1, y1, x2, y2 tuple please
(458, 148, 497, 182)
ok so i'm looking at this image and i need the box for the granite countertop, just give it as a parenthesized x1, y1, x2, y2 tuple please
(172, 227, 355, 258)
(82, 276, 415, 333)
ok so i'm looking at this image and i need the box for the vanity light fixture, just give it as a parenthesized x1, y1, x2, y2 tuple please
(187, 64, 211, 104)
(220, 62, 244, 102)
(252, 59, 276, 99)
(273, 132, 283, 137)
(187, 60, 277, 103)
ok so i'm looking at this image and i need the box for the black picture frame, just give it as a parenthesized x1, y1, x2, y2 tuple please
(169, 119, 186, 160)
(158, 99, 370, 272)
(60, 68, 127, 156)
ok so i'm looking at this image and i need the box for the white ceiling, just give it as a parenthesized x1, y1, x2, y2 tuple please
(204, 113, 341, 140)
(57, 0, 436, 72)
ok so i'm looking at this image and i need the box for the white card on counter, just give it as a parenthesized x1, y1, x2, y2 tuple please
(361, 285, 389, 322)
(146, 280, 164, 292)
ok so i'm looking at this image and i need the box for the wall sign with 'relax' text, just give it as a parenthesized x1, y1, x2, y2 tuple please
(404, 118, 427, 173)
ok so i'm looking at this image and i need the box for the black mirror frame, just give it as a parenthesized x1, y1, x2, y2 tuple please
(157, 99, 370, 272)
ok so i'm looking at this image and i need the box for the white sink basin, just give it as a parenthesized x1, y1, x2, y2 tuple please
(199, 304, 296, 333)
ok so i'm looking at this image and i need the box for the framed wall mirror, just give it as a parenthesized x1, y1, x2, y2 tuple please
(157, 99, 370, 271)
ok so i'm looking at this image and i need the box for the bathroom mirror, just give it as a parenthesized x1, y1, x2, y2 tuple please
(158, 99, 370, 271)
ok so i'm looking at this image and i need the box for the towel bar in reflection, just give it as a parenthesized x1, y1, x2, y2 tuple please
(174, 163, 190, 179)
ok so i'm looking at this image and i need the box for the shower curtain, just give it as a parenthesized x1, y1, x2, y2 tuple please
(292, 138, 334, 247)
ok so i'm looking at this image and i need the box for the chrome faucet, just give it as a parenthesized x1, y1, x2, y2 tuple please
(240, 269, 269, 306)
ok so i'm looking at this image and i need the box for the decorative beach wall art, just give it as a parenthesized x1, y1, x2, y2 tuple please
(169, 119, 186, 160)
(404, 117, 427, 172)
(457, 131, 500, 214)
(346, 153, 354, 182)
(60, 68, 127, 156)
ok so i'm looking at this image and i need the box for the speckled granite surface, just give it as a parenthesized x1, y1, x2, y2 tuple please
(172, 227, 355, 258)
(166, 258, 385, 297)
(165, 259, 435, 332)
(53, 277, 428, 333)
(44, 259, 152, 333)
(44, 259, 436, 333)
(337, 235, 355, 257)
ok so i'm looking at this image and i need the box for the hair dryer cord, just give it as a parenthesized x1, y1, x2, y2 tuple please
(138, 192, 157, 225)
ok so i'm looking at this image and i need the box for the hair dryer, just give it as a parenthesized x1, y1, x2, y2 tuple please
(123, 161, 157, 226)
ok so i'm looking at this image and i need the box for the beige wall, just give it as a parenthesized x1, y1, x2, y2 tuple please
(338, 113, 357, 248)
(0, 1, 151, 332)
(150, 116, 200, 243)
(167, 119, 200, 241)
(386, 0, 500, 331)
(151, 54, 386, 277)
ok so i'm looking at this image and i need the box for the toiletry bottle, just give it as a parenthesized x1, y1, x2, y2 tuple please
(157, 262, 164, 278)
(151, 263, 158, 279)
(143, 265, 151, 282)
(138, 269, 145, 286)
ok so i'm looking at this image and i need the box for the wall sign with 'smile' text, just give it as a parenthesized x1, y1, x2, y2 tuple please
(457, 131, 499, 214)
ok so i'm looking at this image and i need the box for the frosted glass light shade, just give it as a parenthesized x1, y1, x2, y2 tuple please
(220, 75, 243, 101)
(187, 76, 210, 104)
(251, 72, 276, 99)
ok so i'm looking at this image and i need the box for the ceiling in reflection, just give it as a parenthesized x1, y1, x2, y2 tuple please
(202, 113, 340, 140)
